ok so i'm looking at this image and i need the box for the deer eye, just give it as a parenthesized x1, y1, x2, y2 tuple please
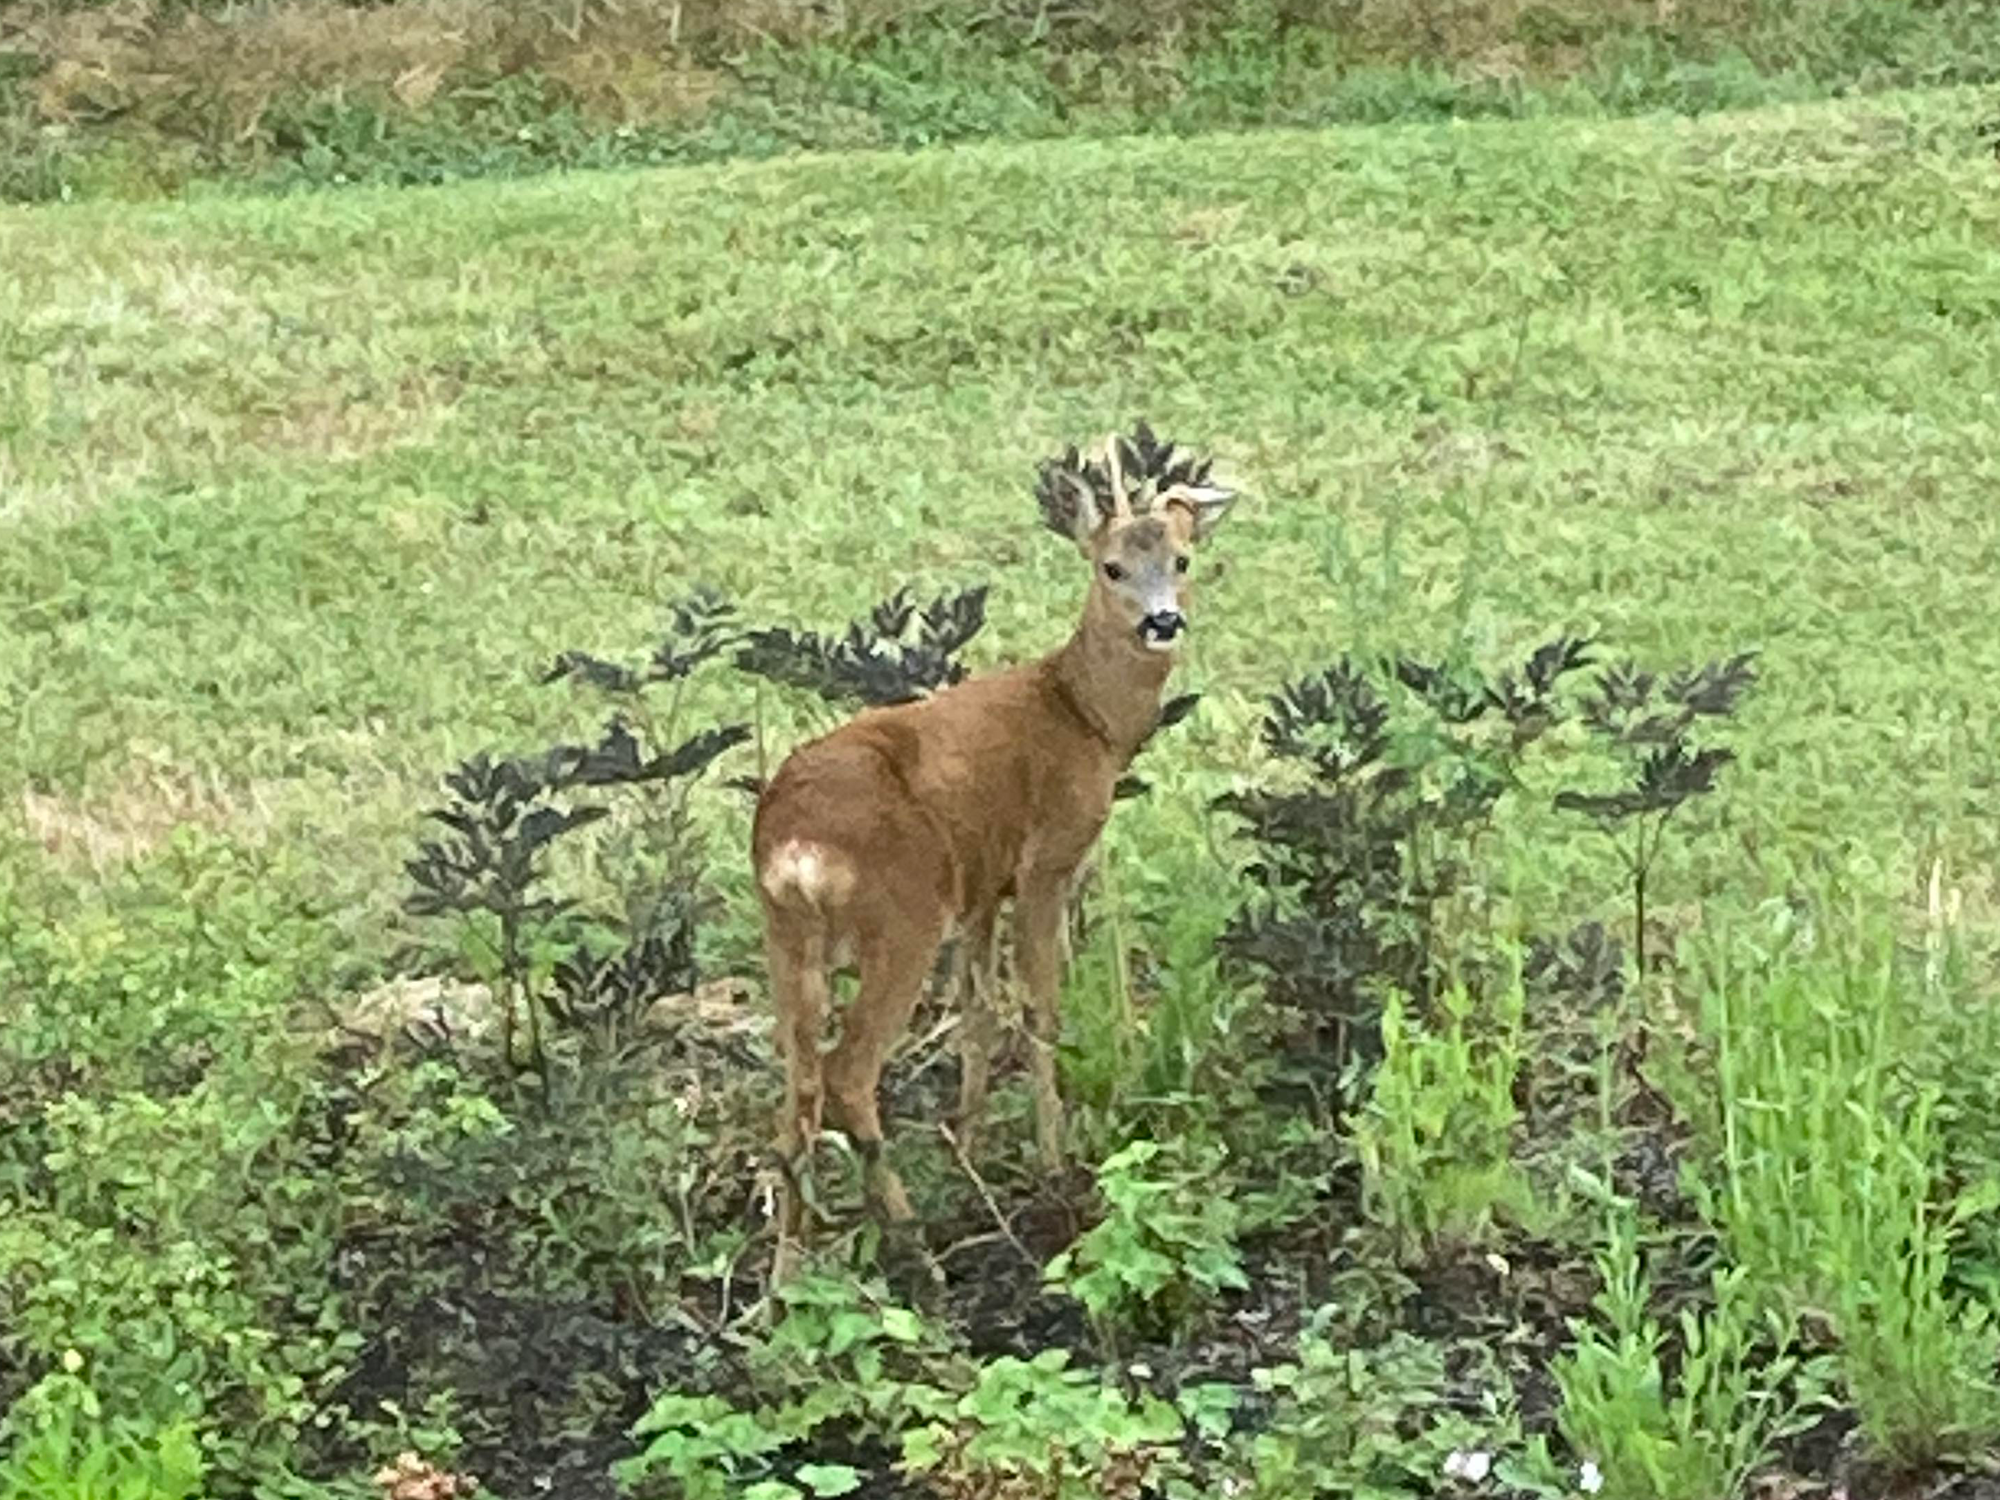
(1174, 555, 1190, 574)
(1102, 562, 1125, 582)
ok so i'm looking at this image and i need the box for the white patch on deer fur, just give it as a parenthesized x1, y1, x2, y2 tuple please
(761, 838, 851, 906)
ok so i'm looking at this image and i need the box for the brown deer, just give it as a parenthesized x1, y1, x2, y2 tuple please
(751, 423, 1236, 1269)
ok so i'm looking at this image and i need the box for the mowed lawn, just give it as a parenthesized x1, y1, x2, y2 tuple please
(4, 86, 1999, 949)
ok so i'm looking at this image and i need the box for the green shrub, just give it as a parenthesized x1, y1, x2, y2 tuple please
(617, 1273, 958, 1499)
(0, 849, 355, 1491)
(903, 1349, 1186, 1500)
(1245, 1317, 1499, 1500)
(1044, 1137, 1249, 1347)
(1352, 976, 1538, 1259)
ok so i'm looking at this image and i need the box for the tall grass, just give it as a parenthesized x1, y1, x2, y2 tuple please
(1693, 914, 2000, 1468)
(1553, 1209, 1826, 1500)
(7, 0, 2000, 200)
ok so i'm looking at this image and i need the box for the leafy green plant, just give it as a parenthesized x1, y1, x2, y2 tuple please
(902, 1349, 1185, 1500)
(1695, 922, 2000, 1468)
(732, 583, 990, 714)
(619, 1270, 1212, 1500)
(0, 876, 357, 1495)
(746, 1272, 959, 1430)
(544, 588, 746, 985)
(0, 1370, 204, 1500)
(1044, 1137, 1248, 1346)
(616, 1274, 954, 1500)
(615, 1392, 793, 1500)
(1553, 1209, 1828, 1500)
(1243, 1316, 1498, 1500)
(1351, 975, 1537, 1259)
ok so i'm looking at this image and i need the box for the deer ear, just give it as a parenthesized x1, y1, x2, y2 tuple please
(1163, 483, 1235, 542)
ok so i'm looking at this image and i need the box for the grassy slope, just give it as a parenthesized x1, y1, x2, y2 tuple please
(8, 0, 2000, 202)
(4, 86, 2000, 953)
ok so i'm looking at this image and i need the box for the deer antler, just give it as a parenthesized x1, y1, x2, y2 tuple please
(1035, 421, 1231, 541)
(1101, 430, 1132, 519)
(1035, 445, 1096, 540)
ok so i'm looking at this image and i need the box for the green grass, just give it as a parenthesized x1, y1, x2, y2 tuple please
(10, 80, 2000, 1500)
(6, 86, 2000, 949)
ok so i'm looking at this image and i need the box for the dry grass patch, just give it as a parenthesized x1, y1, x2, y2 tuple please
(10, 0, 753, 144)
(17, 748, 277, 874)
(244, 370, 459, 463)
(0, 452, 155, 529)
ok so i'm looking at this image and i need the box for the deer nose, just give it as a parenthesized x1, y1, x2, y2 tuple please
(1139, 610, 1185, 644)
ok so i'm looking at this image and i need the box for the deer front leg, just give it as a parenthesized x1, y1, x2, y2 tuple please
(953, 908, 1002, 1155)
(1012, 875, 1071, 1170)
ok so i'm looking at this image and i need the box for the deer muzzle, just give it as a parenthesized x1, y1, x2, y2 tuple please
(1138, 610, 1186, 650)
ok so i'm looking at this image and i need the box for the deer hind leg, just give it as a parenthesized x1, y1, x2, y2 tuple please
(822, 908, 950, 1222)
(766, 909, 830, 1280)
(1013, 875, 1071, 1171)
(952, 907, 1002, 1155)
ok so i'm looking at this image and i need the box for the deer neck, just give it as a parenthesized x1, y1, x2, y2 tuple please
(1047, 593, 1174, 762)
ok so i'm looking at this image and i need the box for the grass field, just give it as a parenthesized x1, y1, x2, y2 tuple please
(7, 78, 2000, 1500)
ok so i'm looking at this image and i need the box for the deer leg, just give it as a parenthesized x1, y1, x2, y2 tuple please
(1061, 858, 1094, 970)
(1013, 876, 1071, 1171)
(822, 914, 947, 1223)
(953, 908, 1002, 1155)
(765, 911, 829, 1281)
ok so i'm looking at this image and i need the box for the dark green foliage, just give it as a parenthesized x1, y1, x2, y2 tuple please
(404, 591, 751, 1093)
(1555, 653, 1757, 975)
(735, 585, 991, 709)
(1216, 635, 1595, 1109)
(543, 589, 741, 695)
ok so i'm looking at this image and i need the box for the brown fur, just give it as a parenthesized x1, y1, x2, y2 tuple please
(753, 459, 1231, 1275)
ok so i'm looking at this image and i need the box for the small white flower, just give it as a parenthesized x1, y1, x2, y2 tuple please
(1579, 1460, 1604, 1494)
(60, 1348, 84, 1374)
(1443, 1449, 1492, 1483)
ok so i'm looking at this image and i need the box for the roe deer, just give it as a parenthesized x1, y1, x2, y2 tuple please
(752, 423, 1236, 1270)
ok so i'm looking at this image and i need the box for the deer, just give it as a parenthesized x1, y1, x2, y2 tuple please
(750, 423, 1237, 1273)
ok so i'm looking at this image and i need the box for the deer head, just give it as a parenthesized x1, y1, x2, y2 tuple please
(1035, 422, 1236, 655)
